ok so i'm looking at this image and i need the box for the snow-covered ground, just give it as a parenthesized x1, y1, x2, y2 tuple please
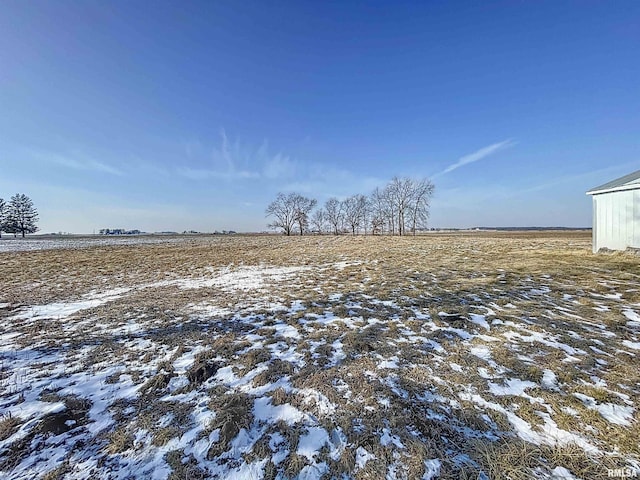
(0, 234, 638, 479)
(0, 235, 194, 253)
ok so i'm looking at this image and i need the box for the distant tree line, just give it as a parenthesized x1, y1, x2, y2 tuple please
(99, 229, 142, 235)
(0, 194, 39, 238)
(266, 177, 434, 236)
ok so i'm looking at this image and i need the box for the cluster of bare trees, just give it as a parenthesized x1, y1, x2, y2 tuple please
(266, 177, 434, 236)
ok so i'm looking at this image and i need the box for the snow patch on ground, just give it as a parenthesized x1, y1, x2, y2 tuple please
(423, 459, 442, 480)
(10, 288, 131, 322)
(297, 427, 330, 461)
(488, 378, 537, 396)
(574, 393, 635, 426)
(541, 370, 558, 390)
(354, 447, 375, 470)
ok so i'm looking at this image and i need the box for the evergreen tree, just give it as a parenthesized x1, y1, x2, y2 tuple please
(7, 194, 39, 238)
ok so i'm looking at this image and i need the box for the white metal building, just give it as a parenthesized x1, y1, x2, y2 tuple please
(586, 169, 640, 253)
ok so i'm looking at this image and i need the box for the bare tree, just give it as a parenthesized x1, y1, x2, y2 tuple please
(310, 208, 326, 234)
(341, 196, 358, 235)
(0, 198, 5, 239)
(324, 197, 343, 235)
(342, 194, 368, 235)
(381, 185, 396, 235)
(408, 178, 435, 235)
(356, 194, 369, 235)
(387, 177, 416, 236)
(292, 194, 317, 236)
(369, 187, 388, 235)
(360, 195, 371, 235)
(265, 192, 297, 236)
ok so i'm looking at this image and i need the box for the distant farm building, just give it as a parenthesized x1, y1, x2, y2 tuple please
(586, 169, 640, 253)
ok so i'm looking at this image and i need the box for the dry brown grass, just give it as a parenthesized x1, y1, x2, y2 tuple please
(41, 461, 71, 480)
(2, 231, 640, 478)
(207, 392, 254, 458)
(473, 438, 623, 480)
(0, 415, 20, 442)
(105, 427, 134, 455)
(165, 449, 207, 480)
(0, 231, 611, 305)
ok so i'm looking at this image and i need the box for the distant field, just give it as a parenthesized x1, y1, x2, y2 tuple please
(1, 232, 639, 479)
(0, 234, 195, 253)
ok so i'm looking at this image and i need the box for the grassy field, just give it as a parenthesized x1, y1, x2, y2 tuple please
(1, 231, 639, 479)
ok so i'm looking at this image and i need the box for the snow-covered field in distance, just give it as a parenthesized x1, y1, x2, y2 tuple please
(0, 235, 198, 252)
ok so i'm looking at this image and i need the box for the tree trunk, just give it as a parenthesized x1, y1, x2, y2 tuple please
(412, 210, 417, 235)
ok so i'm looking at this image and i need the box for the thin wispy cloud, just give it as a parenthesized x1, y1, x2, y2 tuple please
(127, 154, 171, 177)
(177, 130, 298, 182)
(177, 167, 259, 181)
(174, 130, 371, 199)
(438, 139, 515, 176)
(175, 130, 409, 201)
(32, 150, 124, 176)
(263, 153, 297, 180)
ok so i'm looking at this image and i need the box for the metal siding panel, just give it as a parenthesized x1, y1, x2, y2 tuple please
(603, 193, 615, 249)
(617, 192, 628, 250)
(612, 190, 633, 250)
(597, 194, 604, 251)
(602, 194, 612, 248)
(634, 190, 640, 248)
(599, 194, 606, 250)
(625, 190, 633, 248)
(612, 193, 617, 248)
(598, 194, 604, 250)
(602, 194, 608, 249)
(632, 190, 637, 248)
(609, 193, 618, 250)
(592, 196, 598, 252)
(616, 192, 624, 250)
(619, 191, 626, 250)
(602, 194, 613, 248)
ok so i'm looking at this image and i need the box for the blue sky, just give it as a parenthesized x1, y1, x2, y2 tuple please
(1, 1, 638, 233)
